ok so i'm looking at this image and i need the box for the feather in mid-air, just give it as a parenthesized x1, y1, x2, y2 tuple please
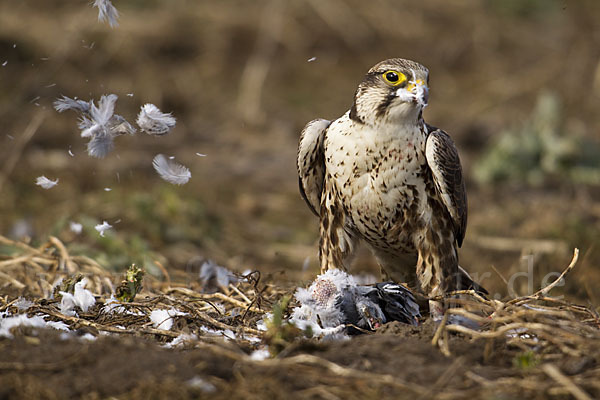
(54, 94, 136, 158)
(152, 154, 191, 185)
(137, 103, 176, 136)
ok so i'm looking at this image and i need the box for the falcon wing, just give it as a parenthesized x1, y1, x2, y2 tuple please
(297, 119, 331, 216)
(425, 126, 468, 247)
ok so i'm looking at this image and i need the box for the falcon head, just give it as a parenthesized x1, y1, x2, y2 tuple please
(350, 58, 429, 125)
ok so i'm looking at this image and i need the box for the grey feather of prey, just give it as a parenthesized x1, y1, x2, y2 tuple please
(93, 0, 120, 28)
(53, 94, 135, 158)
(136, 104, 176, 136)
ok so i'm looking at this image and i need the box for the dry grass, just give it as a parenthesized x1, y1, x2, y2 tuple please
(1, 235, 599, 399)
(0, 234, 278, 344)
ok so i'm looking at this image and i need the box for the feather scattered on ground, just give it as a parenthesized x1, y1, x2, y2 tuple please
(185, 376, 217, 393)
(150, 308, 187, 330)
(0, 315, 69, 339)
(199, 260, 239, 293)
(59, 279, 96, 316)
(152, 154, 191, 185)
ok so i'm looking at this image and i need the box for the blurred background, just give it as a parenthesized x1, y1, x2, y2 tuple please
(1, 0, 599, 304)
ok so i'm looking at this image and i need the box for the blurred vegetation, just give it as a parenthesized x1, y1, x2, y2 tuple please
(115, 263, 144, 302)
(52, 273, 84, 300)
(488, 0, 561, 18)
(474, 92, 600, 186)
(263, 294, 306, 356)
(512, 350, 540, 370)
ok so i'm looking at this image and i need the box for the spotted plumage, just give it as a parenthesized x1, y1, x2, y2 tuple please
(297, 58, 483, 317)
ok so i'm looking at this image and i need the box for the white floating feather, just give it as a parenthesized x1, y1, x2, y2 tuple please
(93, 0, 119, 28)
(108, 114, 136, 135)
(35, 176, 58, 189)
(95, 221, 112, 237)
(53, 96, 91, 113)
(137, 103, 176, 136)
(86, 131, 114, 158)
(152, 154, 191, 185)
(54, 94, 134, 158)
(69, 221, 83, 234)
(90, 94, 117, 126)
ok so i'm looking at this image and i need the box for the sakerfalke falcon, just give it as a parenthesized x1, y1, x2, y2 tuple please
(297, 58, 484, 318)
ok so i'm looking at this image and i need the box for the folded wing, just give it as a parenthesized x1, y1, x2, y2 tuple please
(425, 126, 468, 247)
(297, 119, 331, 216)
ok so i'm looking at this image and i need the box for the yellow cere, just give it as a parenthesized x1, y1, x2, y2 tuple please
(382, 70, 407, 86)
(406, 79, 426, 91)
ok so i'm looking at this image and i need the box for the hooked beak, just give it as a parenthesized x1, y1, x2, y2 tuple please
(395, 70, 429, 108)
(358, 303, 384, 330)
(407, 79, 429, 107)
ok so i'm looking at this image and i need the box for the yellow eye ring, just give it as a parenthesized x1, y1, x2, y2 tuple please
(382, 70, 407, 86)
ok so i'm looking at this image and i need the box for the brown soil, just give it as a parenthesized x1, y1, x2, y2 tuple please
(2, 1, 600, 399)
(2, 318, 597, 400)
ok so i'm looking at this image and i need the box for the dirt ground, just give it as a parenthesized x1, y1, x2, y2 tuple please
(1, 311, 599, 400)
(2, 315, 598, 400)
(2, 0, 600, 399)
(0, 323, 518, 400)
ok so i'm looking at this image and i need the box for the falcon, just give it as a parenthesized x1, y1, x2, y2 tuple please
(297, 58, 484, 319)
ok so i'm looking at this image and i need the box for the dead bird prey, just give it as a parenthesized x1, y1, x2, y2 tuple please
(291, 269, 420, 337)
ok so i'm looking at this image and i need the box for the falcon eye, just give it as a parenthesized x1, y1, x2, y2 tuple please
(382, 70, 407, 87)
(386, 72, 398, 82)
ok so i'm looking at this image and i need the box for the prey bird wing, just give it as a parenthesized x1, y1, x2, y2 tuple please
(297, 119, 331, 216)
(425, 126, 468, 247)
(374, 282, 421, 326)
